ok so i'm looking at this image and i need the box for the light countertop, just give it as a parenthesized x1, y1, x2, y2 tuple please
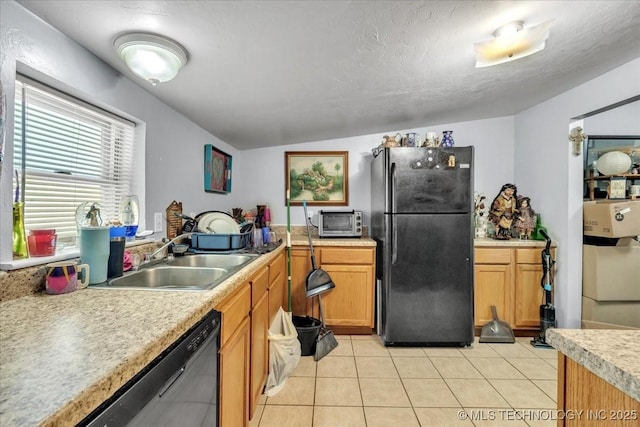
(0, 246, 284, 427)
(473, 237, 556, 247)
(546, 329, 640, 401)
(0, 234, 550, 426)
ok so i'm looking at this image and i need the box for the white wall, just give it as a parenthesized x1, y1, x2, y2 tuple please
(514, 58, 640, 328)
(237, 116, 515, 226)
(584, 100, 640, 135)
(4, 1, 639, 331)
(0, 1, 238, 263)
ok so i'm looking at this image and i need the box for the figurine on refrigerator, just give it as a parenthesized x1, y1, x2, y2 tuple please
(489, 183, 518, 240)
(514, 196, 536, 239)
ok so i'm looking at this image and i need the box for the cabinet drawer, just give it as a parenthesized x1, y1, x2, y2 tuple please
(269, 252, 285, 285)
(475, 248, 511, 264)
(320, 247, 374, 265)
(251, 267, 269, 305)
(516, 248, 554, 264)
(217, 283, 251, 347)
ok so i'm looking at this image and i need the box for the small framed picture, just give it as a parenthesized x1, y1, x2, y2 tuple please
(608, 177, 626, 199)
(204, 145, 232, 193)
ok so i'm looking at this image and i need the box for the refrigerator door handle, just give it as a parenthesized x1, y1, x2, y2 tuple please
(390, 162, 397, 264)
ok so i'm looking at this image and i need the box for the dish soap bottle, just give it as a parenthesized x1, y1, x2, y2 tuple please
(120, 195, 139, 241)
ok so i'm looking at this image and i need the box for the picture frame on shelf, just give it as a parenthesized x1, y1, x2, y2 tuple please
(204, 144, 232, 193)
(285, 151, 349, 206)
(608, 177, 626, 199)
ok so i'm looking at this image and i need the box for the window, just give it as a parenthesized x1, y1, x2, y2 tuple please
(13, 76, 136, 250)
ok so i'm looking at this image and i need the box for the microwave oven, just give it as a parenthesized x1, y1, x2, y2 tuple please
(318, 210, 363, 238)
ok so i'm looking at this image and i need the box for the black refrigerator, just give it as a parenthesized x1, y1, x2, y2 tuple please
(371, 147, 474, 346)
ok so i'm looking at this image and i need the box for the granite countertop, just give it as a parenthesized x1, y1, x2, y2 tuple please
(546, 329, 640, 401)
(0, 246, 284, 427)
(290, 236, 376, 247)
(473, 237, 556, 247)
(276, 231, 549, 248)
(270, 225, 376, 247)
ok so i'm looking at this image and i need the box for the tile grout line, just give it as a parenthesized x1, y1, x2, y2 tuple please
(257, 334, 558, 426)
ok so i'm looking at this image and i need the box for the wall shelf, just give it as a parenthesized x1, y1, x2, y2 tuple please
(584, 170, 640, 200)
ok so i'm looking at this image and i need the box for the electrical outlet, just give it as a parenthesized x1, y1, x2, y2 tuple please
(307, 210, 314, 220)
(154, 213, 163, 232)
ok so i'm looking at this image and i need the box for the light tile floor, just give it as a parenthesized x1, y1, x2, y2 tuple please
(250, 335, 558, 427)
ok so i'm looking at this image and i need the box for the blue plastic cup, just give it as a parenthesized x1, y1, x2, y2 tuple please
(80, 227, 110, 284)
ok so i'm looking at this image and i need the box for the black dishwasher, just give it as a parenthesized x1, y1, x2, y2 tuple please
(79, 310, 221, 427)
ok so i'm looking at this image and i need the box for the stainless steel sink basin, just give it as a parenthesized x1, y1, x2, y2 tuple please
(167, 254, 258, 268)
(90, 253, 259, 291)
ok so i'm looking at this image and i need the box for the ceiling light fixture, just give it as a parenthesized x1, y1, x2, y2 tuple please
(114, 33, 188, 85)
(474, 20, 554, 68)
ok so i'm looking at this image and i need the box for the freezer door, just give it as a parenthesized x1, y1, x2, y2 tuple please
(381, 213, 474, 346)
(387, 147, 473, 214)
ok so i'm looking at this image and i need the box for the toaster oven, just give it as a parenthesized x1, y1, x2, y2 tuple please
(318, 210, 363, 238)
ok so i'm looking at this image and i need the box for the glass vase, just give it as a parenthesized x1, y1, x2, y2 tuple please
(13, 202, 29, 259)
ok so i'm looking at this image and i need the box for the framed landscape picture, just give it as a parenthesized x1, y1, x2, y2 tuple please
(285, 151, 348, 206)
(204, 144, 232, 193)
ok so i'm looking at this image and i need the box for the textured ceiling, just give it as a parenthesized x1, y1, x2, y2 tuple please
(16, 1, 640, 150)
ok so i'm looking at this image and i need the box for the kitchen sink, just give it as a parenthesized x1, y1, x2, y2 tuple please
(90, 253, 259, 291)
(167, 253, 258, 268)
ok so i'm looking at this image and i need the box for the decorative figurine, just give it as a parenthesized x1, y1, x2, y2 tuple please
(489, 183, 518, 240)
(514, 196, 536, 239)
(568, 126, 587, 156)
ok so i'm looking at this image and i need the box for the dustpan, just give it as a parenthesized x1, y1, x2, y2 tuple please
(479, 306, 515, 344)
(314, 293, 338, 361)
(302, 200, 335, 298)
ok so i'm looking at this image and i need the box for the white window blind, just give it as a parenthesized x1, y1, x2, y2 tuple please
(13, 76, 135, 249)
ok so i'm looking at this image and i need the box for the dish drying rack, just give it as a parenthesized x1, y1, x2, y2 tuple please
(190, 230, 252, 251)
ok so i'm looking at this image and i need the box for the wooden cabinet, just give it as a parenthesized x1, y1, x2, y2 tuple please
(289, 247, 314, 316)
(217, 283, 251, 427)
(474, 245, 554, 332)
(474, 248, 512, 326)
(268, 251, 286, 321)
(290, 245, 375, 334)
(217, 250, 288, 426)
(249, 267, 269, 419)
(318, 248, 375, 330)
(557, 354, 640, 426)
(514, 248, 544, 329)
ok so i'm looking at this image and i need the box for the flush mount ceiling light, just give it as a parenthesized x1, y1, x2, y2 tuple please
(114, 33, 188, 85)
(474, 20, 554, 68)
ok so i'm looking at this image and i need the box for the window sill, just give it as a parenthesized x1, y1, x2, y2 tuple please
(0, 239, 157, 271)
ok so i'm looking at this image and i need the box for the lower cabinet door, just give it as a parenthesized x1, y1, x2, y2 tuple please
(269, 273, 285, 322)
(250, 291, 269, 419)
(474, 264, 511, 327)
(290, 248, 313, 316)
(319, 264, 374, 327)
(219, 317, 250, 427)
(514, 264, 544, 329)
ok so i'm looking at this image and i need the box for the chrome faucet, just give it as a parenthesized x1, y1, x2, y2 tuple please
(144, 233, 193, 262)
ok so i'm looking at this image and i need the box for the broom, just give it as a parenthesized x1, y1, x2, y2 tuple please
(314, 293, 338, 361)
(286, 190, 292, 313)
